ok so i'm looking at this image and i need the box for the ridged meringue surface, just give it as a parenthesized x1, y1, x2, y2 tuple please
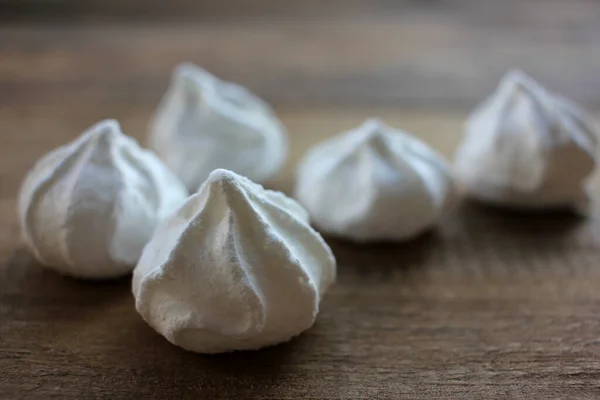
(295, 119, 458, 242)
(132, 169, 336, 354)
(455, 70, 598, 209)
(148, 63, 288, 190)
(18, 120, 188, 279)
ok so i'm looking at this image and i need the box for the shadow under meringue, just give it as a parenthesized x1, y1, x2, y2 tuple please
(440, 199, 590, 277)
(2, 247, 132, 305)
(324, 230, 443, 285)
(4, 247, 312, 400)
(1, 247, 134, 359)
(458, 198, 585, 238)
(120, 319, 311, 399)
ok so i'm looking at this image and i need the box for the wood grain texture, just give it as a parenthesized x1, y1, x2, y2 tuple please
(2, 105, 600, 399)
(3, 2, 600, 398)
(1, 0, 598, 23)
(1, 0, 600, 108)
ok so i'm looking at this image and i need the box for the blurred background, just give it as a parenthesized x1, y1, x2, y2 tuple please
(1, 0, 600, 192)
(2, 0, 599, 108)
(4, 4, 600, 398)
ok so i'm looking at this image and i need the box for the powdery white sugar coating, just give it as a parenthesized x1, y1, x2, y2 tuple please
(18, 119, 188, 279)
(455, 69, 599, 209)
(132, 169, 336, 354)
(148, 62, 288, 191)
(295, 118, 458, 242)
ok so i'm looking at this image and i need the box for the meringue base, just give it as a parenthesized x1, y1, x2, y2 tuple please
(161, 323, 315, 354)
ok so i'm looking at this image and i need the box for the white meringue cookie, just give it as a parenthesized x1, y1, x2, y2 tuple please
(148, 63, 288, 190)
(455, 69, 598, 209)
(132, 169, 336, 354)
(295, 118, 458, 242)
(18, 120, 188, 279)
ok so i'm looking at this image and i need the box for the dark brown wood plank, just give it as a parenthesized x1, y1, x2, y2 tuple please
(2, 104, 600, 398)
(0, 0, 597, 24)
(1, 0, 600, 108)
(3, 2, 600, 397)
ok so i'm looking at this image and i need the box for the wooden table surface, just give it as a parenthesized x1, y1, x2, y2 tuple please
(2, 2, 600, 398)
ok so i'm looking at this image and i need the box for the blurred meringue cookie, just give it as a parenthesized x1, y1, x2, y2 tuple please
(295, 118, 458, 242)
(148, 63, 288, 190)
(132, 169, 336, 354)
(455, 69, 598, 209)
(18, 119, 188, 279)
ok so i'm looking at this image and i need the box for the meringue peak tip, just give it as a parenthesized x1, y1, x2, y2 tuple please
(357, 118, 391, 139)
(175, 62, 199, 76)
(84, 119, 122, 142)
(348, 118, 401, 150)
(361, 117, 386, 131)
(207, 168, 241, 183)
(500, 69, 543, 92)
(204, 169, 255, 194)
(174, 62, 214, 84)
(504, 68, 529, 81)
